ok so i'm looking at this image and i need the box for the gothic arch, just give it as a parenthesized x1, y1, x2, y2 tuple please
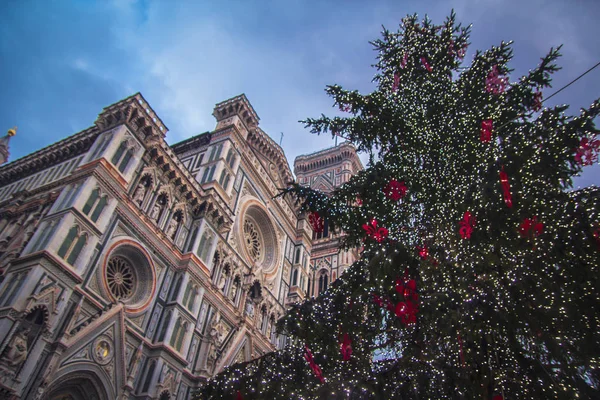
(44, 363, 114, 400)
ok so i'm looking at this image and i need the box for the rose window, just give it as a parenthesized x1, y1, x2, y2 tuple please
(244, 218, 262, 262)
(106, 256, 135, 300)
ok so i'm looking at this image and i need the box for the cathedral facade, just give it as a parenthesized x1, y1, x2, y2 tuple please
(0, 93, 360, 400)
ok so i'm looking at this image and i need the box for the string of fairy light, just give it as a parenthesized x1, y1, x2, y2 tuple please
(196, 12, 600, 400)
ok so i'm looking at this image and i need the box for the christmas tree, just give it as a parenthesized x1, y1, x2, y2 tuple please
(197, 12, 600, 399)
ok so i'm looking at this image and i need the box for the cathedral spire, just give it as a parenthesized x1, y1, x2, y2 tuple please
(0, 126, 16, 165)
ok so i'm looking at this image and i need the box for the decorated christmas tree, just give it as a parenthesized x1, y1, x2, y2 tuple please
(197, 12, 600, 399)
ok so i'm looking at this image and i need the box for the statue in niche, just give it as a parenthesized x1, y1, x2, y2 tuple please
(149, 202, 161, 221)
(2, 328, 30, 368)
(217, 269, 228, 292)
(229, 280, 239, 302)
(207, 312, 222, 346)
(133, 181, 147, 205)
(166, 217, 178, 239)
(245, 297, 254, 318)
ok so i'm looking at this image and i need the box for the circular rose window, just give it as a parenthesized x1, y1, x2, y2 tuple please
(243, 218, 262, 262)
(103, 243, 155, 311)
(107, 256, 135, 300)
(238, 203, 278, 274)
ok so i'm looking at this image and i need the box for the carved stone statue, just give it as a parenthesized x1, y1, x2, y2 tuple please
(133, 182, 147, 205)
(245, 298, 254, 318)
(3, 328, 30, 368)
(149, 202, 161, 221)
(166, 217, 178, 239)
(208, 312, 222, 345)
(217, 271, 228, 292)
(229, 281, 238, 302)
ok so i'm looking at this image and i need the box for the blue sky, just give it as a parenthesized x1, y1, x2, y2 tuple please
(1, 0, 599, 186)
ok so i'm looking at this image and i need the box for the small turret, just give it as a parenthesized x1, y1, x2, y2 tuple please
(0, 127, 17, 165)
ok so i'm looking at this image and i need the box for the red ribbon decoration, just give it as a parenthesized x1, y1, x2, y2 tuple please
(574, 137, 600, 166)
(304, 344, 325, 383)
(340, 333, 352, 361)
(362, 219, 389, 243)
(420, 57, 432, 72)
(383, 179, 407, 201)
(499, 167, 513, 208)
(480, 119, 493, 143)
(593, 225, 600, 250)
(392, 72, 400, 92)
(459, 211, 476, 239)
(519, 216, 544, 238)
(485, 65, 508, 94)
(236, 391, 244, 400)
(394, 275, 419, 325)
(416, 244, 429, 260)
(309, 212, 324, 233)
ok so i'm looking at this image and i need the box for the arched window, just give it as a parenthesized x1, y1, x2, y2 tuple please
(170, 275, 183, 302)
(82, 188, 108, 223)
(182, 281, 192, 307)
(170, 318, 182, 348)
(270, 315, 277, 343)
(318, 271, 329, 295)
(157, 311, 171, 342)
(291, 268, 299, 287)
(57, 226, 87, 266)
(111, 140, 135, 173)
(187, 285, 198, 310)
(111, 141, 128, 166)
(66, 233, 87, 266)
(307, 277, 312, 297)
(175, 321, 188, 352)
(260, 306, 268, 334)
(57, 226, 78, 258)
(142, 360, 156, 393)
(197, 231, 214, 262)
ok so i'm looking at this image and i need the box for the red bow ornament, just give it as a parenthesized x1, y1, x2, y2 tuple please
(519, 216, 543, 238)
(340, 104, 352, 113)
(309, 212, 324, 233)
(304, 345, 325, 383)
(394, 275, 419, 325)
(485, 65, 508, 94)
(383, 179, 407, 201)
(362, 219, 389, 243)
(392, 72, 400, 92)
(499, 167, 513, 208)
(400, 52, 408, 69)
(480, 119, 493, 143)
(574, 137, 600, 166)
(416, 244, 429, 260)
(593, 225, 600, 250)
(459, 211, 476, 239)
(420, 57, 432, 72)
(340, 333, 352, 361)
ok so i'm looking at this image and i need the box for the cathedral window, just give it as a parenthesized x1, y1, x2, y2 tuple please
(218, 170, 231, 189)
(106, 256, 135, 300)
(111, 140, 135, 173)
(170, 274, 183, 302)
(243, 218, 261, 263)
(291, 268, 299, 287)
(270, 315, 277, 343)
(170, 317, 182, 348)
(82, 188, 108, 223)
(89, 132, 111, 160)
(307, 277, 312, 297)
(0, 272, 27, 306)
(30, 221, 56, 253)
(196, 230, 215, 262)
(208, 143, 223, 162)
(200, 165, 216, 184)
(182, 281, 198, 311)
(141, 359, 156, 393)
(157, 311, 172, 342)
(57, 226, 87, 266)
(175, 321, 188, 352)
(182, 281, 192, 307)
(318, 270, 329, 295)
(260, 306, 268, 335)
(225, 148, 236, 168)
(194, 153, 205, 169)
